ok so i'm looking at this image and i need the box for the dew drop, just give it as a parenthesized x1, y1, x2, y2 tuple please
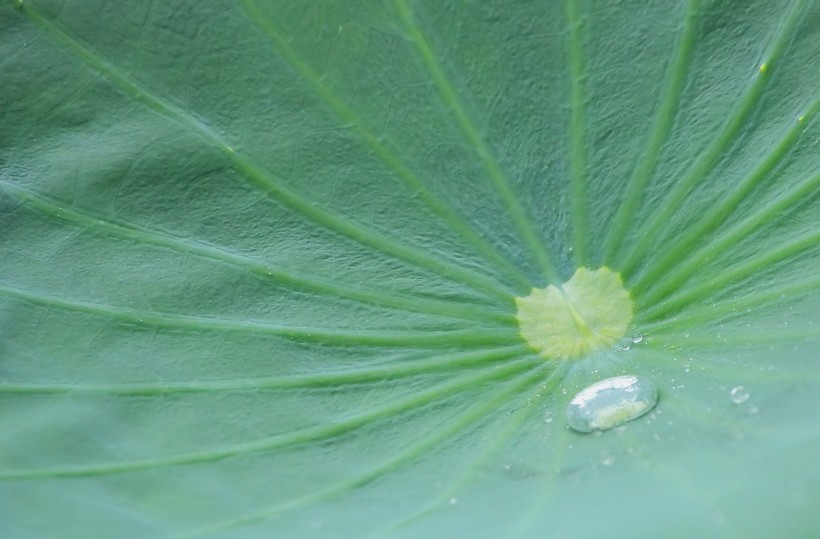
(449, 497, 458, 506)
(730, 385, 750, 404)
(565, 375, 658, 433)
(601, 453, 615, 466)
(543, 410, 554, 424)
(631, 333, 643, 344)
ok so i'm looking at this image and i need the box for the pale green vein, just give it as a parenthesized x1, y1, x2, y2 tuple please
(566, 0, 588, 265)
(0, 359, 538, 481)
(169, 366, 547, 539)
(635, 167, 820, 307)
(241, 0, 533, 293)
(0, 344, 529, 395)
(601, 0, 700, 263)
(633, 99, 820, 300)
(649, 328, 818, 347)
(616, 0, 807, 277)
(639, 230, 819, 322)
(0, 284, 519, 348)
(506, 414, 574, 539)
(0, 180, 514, 324)
(642, 276, 820, 333)
(393, 0, 560, 284)
(638, 349, 820, 384)
(18, 4, 514, 300)
(371, 365, 567, 538)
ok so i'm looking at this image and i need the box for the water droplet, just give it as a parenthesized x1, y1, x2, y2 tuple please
(748, 405, 759, 415)
(449, 497, 458, 506)
(730, 386, 750, 404)
(631, 333, 643, 344)
(543, 411, 554, 423)
(565, 375, 659, 433)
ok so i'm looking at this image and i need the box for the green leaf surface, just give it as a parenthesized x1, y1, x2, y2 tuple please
(1, 0, 818, 537)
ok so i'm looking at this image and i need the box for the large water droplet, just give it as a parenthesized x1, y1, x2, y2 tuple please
(730, 385, 750, 404)
(565, 375, 658, 433)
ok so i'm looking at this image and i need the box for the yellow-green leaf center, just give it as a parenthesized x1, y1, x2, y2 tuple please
(515, 267, 633, 359)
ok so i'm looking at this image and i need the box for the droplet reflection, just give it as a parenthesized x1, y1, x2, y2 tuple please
(566, 375, 658, 433)
(730, 385, 750, 404)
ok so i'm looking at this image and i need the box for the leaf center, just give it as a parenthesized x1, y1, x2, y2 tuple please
(514, 267, 633, 359)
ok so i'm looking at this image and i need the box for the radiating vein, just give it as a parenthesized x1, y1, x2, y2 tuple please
(506, 416, 574, 538)
(0, 345, 529, 395)
(638, 350, 820, 383)
(616, 0, 807, 277)
(649, 329, 818, 347)
(641, 276, 820, 332)
(633, 99, 820, 299)
(241, 0, 533, 293)
(392, 0, 560, 283)
(639, 230, 819, 322)
(0, 358, 539, 481)
(566, 0, 589, 265)
(0, 284, 519, 347)
(168, 366, 547, 539)
(635, 167, 820, 307)
(372, 365, 567, 537)
(601, 0, 700, 263)
(0, 180, 514, 323)
(18, 3, 515, 300)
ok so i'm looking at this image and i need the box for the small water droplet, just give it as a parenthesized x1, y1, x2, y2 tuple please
(565, 375, 659, 433)
(631, 333, 643, 344)
(730, 386, 750, 404)
(449, 497, 458, 506)
(543, 411, 554, 423)
(503, 463, 511, 470)
(601, 453, 615, 466)
(748, 405, 759, 415)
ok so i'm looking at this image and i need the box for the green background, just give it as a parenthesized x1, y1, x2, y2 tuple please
(1, 0, 818, 537)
